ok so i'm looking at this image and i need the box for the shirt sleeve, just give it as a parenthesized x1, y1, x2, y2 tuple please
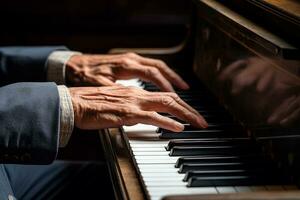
(46, 51, 82, 85)
(47, 51, 81, 147)
(57, 85, 74, 147)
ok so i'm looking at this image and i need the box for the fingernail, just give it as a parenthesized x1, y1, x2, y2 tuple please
(198, 118, 208, 128)
(201, 120, 209, 128)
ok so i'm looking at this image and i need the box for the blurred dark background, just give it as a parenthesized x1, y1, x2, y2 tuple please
(0, 0, 192, 53)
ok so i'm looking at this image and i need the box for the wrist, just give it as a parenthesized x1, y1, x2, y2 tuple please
(65, 55, 82, 86)
(47, 51, 82, 85)
(68, 87, 82, 128)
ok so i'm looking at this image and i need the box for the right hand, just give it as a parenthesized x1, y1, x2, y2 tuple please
(69, 85, 208, 131)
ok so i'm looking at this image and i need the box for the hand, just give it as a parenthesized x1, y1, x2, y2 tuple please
(218, 58, 275, 94)
(66, 52, 189, 92)
(69, 85, 208, 131)
(268, 94, 300, 126)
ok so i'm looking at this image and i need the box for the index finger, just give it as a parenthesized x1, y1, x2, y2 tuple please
(142, 95, 208, 128)
(136, 56, 190, 90)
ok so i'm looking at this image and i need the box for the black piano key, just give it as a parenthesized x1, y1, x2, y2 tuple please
(143, 83, 159, 91)
(180, 124, 245, 133)
(179, 96, 216, 101)
(183, 169, 249, 181)
(178, 160, 273, 174)
(159, 129, 245, 139)
(187, 176, 261, 187)
(193, 107, 229, 113)
(178, 162, 246, 173)
(167, 138, 252, 151)
(169, 145, 255, 156)
(183, 167, 281, 182)
(158, 114, 233, 124)
(175, 155, 265, 168)
(179, 160, 273, 173)
(201, 116, 235, 123)
(182, 124, 241, 131)
(175, 156, 243, 168)
(165, 115, 235, 125)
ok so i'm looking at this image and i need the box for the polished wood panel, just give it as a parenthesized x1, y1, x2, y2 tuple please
(100, 129, 145, 200)
(263, 0, 300, 18)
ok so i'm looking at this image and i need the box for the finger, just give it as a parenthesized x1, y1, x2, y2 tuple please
(152, 92, 201, 117)
(135, 57, 189, 90)
(127, 66, 175, 92)
(135, 111, 184, 132)
(280, 107, 300, 126)
(231, 69, 258, 94)
(267, 95, 298, 124)
(143, 95, 208, 128)
(218, 60, 247, 81)
(90, 75, 117, 86)
(257, 70, 274, 92)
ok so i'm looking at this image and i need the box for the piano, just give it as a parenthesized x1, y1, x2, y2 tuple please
(100, 0, 300, 199)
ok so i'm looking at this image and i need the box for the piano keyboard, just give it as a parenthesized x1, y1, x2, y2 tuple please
(116, 79, 298, 200)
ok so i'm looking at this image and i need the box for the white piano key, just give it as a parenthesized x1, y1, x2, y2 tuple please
(250, 186, 267, 191)
(216, 186, 236, 193)
(147, 186, 218, 195)
(150, 196, 164, 200)
(133, 151, 170, 156)
(124, 124, 158, 133)
(139, 168, 178, 173)
(135, 157, 179, 164)
(116, 79, 142, 87)
(130, 143, 167, 148)
(143, 177, 184, 182)
(141, 173, 185, 178)
(132, 147, 166, 152)
(145, 181, 186, 187)
(129, 140, 168, 144)
(138, 164, 177, 169)
(134, 155, 178, 160)
(135, 159, 177, 164)
(234, 186, 251, 192)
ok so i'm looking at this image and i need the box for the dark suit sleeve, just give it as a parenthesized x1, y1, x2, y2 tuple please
(0, 82, 60, 164)
(0, 46, 67, 86)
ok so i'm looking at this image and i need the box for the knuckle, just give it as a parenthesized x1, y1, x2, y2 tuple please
(125, 52, 137, 58)
(169, 93, 180, 101)
(148, 68, 160, 77)
(161, 96, 174, 107)
(156, 60, 166, 68)
(127, 86, 137, 92)
(158, 60, 166, 65)
(147, 111, 157, 118)
(119, 107, 132, 114)
(120, 57, 131, 65)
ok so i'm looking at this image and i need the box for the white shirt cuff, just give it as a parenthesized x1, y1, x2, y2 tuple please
(47, 51, 82, 84)
(57, 85, 74, 147)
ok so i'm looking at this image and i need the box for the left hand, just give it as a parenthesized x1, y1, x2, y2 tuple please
(65, 52, 189, 92)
